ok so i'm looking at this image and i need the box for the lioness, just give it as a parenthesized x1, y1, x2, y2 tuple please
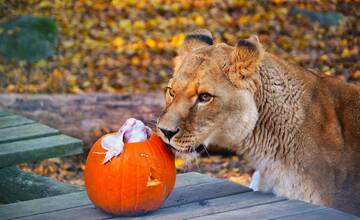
(157, 29, 360, 215)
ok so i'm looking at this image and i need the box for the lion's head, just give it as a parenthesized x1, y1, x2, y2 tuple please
(157, 29, 264, 157)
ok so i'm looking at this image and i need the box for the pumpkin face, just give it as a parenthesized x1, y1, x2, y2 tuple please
(85, 133, 176, 216)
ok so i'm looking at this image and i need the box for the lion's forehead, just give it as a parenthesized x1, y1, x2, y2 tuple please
(170, 46, 233, 95)
(174, 55, 205, 79)
(176, 46, 228, 75)
(174, 59, 220, 83)
(171, 78, 198, 97)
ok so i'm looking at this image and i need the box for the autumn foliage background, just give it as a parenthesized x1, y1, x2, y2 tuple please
(1, 0, 359, 93)
(0, 0, 359, 185)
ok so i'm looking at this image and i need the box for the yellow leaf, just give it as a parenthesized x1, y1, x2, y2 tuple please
(271, 0, 285, 4)
(238, 15, 250, 25)
(194, 15, 204, 26)
(92, 1, 107, 10)
(175, 158, 185, 169)
(130, 56, 140, 65)
(133, 20, 145, 30)
(111, 0, 126, 9)
(229, 174, 251, 186)
(52, 69, 64, 78)
(341, 48, 350, 58)
(351, 70, 360, 79)
(170, 33, 186, 48)
(112, 37, 124, 48)
(119, 19, 132, 31)
(72, 53, 82, 65)
(320, 54, 329, 62)
(145, 38, 156, 48)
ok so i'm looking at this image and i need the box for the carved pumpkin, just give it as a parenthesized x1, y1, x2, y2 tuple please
(85, 133, 176, 216)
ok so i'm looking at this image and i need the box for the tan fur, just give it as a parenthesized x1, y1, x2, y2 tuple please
(157, 29, 360, 216)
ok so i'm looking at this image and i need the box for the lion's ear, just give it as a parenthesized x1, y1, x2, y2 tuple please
(177, 29, 213, 57)
(226, 35, 264, 87)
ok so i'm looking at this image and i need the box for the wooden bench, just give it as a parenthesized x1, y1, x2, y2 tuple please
(0, 111, 84, 203)
(0, 111, 358, 219)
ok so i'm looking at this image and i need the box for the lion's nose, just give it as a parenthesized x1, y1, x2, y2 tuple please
(159, 127, 179, 141)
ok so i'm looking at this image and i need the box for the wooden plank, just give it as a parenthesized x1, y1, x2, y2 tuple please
(0, 172, 219, 219)
(191, 200, 323, 220)
(0, 123, 58, 144)
(0, 166, 84, 204)
(133, 191, 286, 220)
(174, 172, 219, 188)
(163, 179, 250, 208)
(0, 173, 249, 219)
(0, 135, 83, 167)
(0, 111, 11, 117)
(274, 208, 359, 220)
(0, 192, 89, 220)
(16, 201, 112, 220)
(16, 180, 250, 220)
(0, 115, 35, 129)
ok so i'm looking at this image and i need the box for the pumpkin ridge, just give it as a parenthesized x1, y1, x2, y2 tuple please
(145, 138, 156, 185)
(158, 138, 172, 197)
(147, 139, 160, 185)
(158, 137, 168, 167)
(156, 138, 171, 199)
(149, 138, 165, 179)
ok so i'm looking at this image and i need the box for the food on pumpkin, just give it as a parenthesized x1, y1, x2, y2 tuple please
(99, 118, 152, 164)
(85, 118, 176, 216)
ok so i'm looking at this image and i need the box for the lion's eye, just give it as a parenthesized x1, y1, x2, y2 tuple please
(197, 93, 213, 103)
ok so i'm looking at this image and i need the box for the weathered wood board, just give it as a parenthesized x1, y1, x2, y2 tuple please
(0, 172, 357, 220)
(0, 123, 59, 144)
(0, 111, 84, 204)
(0, 134, 83, 167)
(0, 166, 83, 204)
(0, 111, 12, 117)
(0, 115, 34, 129)
(0, 172, 221, 219)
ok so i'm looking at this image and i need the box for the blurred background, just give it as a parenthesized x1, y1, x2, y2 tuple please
(0, 0, 359, 186)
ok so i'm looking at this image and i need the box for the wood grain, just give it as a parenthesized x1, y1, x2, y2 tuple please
(0, 134, 83, 167)
(0, 115, 34, 129)
(0, 173, 249, 220)
(0, 123, 59, 144)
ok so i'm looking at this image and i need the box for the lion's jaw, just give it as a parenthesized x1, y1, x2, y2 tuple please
(202, 89, 258, 149)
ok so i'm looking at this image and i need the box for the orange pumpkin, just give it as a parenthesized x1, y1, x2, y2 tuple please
(85, 133, 176, 216)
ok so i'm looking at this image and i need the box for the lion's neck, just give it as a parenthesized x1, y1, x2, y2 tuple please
(241, 54, 306, 170)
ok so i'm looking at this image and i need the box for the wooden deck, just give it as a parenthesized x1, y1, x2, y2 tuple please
(0, 172, 358, 220)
